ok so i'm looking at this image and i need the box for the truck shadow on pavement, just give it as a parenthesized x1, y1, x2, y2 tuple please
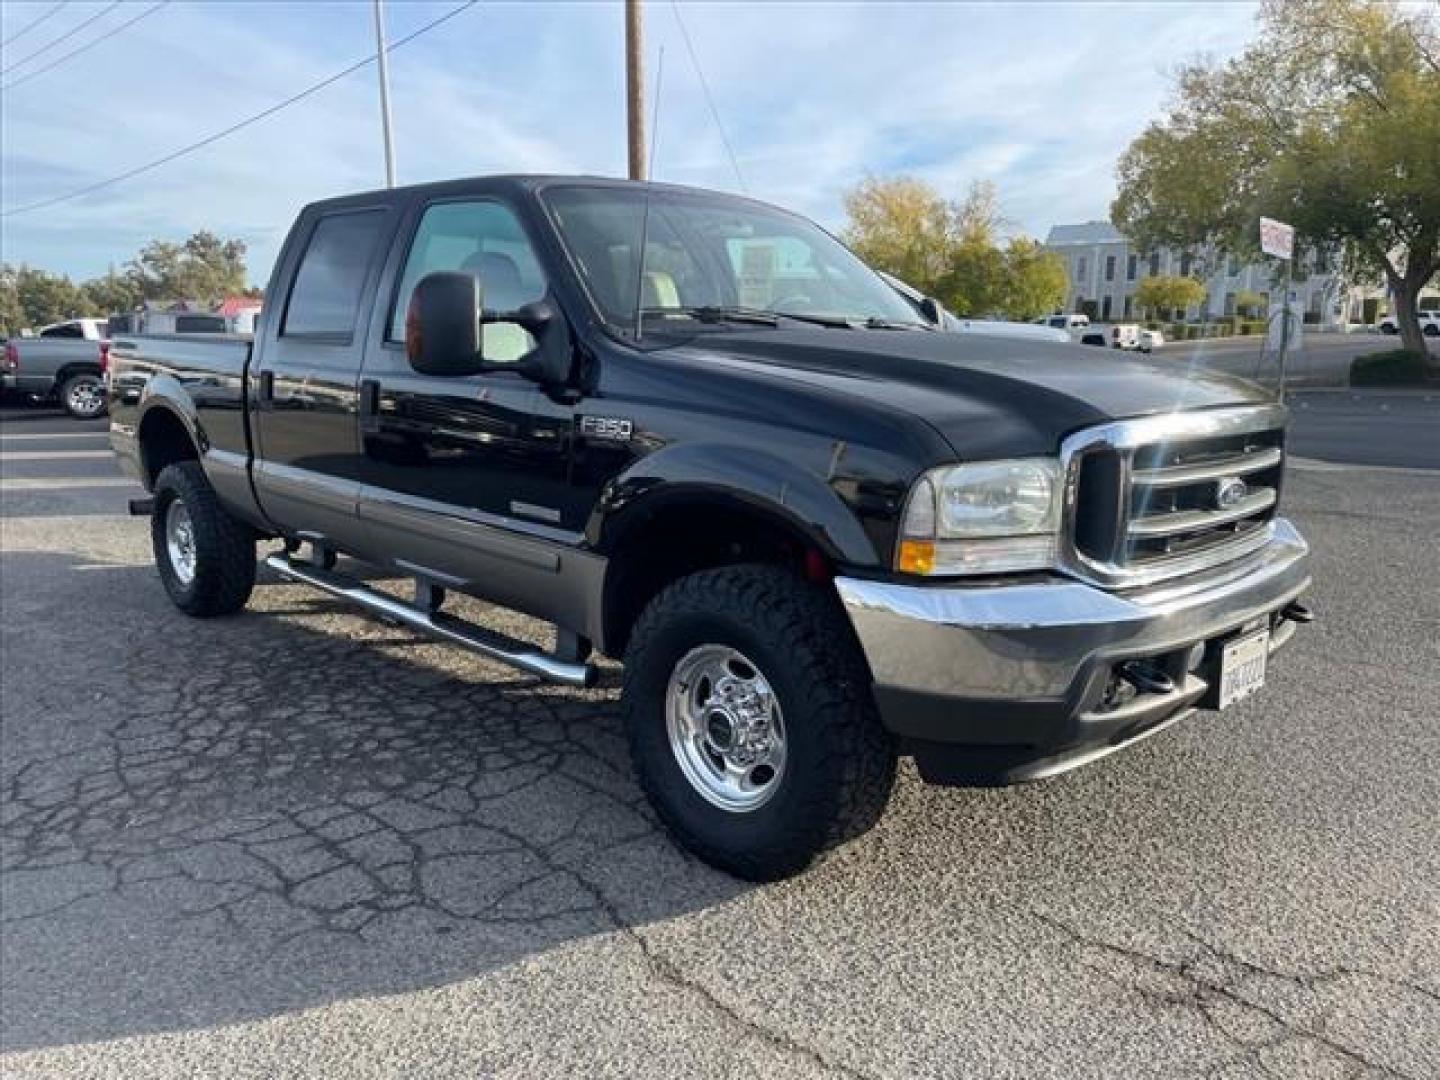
(1, 552, 750, 1052)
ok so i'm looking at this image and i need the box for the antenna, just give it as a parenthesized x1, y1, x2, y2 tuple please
(649, 46, 665, 180)
(631, 186, 655, 343)
(632, 45, 665, 344)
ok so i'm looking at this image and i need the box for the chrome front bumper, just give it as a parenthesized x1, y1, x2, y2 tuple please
(836, 518, 1312, 783)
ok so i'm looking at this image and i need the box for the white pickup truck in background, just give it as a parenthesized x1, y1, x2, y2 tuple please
(1377, 311, 1440, 336)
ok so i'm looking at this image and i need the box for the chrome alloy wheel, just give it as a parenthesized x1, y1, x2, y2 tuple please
(66, 376, 105, 418)
(665, 645, 787, 812)
(165, 498, 198, 585)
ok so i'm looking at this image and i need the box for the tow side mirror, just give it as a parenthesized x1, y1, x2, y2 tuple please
(406, 271, 485, 377)
(491, 298, 573, 387)
(406, 272, 573, 387)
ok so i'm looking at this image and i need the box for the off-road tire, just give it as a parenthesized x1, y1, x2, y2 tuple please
(622, 564, 896, 881)
(152, 462, 256, 616)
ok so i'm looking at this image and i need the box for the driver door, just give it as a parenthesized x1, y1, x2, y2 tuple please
(356, 197, 576, 591)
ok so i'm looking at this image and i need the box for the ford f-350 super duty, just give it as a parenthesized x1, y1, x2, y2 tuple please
(108, 176, 1313, 880)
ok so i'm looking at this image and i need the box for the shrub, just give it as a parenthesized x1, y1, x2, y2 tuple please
(1350, 349, 1432, 387)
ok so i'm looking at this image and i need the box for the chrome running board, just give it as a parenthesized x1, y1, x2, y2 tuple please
(264, 554, 598, 688)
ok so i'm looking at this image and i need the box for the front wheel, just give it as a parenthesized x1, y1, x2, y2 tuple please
(622, 565, 896, 881)
(61, 372, 106, 420)
(151, 462, 256, 616)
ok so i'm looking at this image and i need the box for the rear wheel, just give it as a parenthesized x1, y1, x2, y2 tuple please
(151, 462, 256, 616)
(622, 565, 896, 881)
(61, 372, 106, 420)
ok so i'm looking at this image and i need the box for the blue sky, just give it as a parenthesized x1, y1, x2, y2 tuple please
(1, 0, 1261, 287)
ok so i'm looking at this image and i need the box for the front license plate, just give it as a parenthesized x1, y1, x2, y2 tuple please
(1218, 629, 1269, 709)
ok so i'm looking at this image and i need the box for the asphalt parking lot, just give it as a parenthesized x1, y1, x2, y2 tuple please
(2, 400, 1437, 1079)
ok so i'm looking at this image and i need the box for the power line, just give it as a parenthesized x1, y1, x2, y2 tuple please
(668, 0, 745, 192)
(2, 0, 480, 219)
(1, 1, 123, 77)
(0, 1, 67, 49)
(2, 1, 169, 92)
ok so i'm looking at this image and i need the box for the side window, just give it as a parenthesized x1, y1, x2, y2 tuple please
(283, 210, 385, 338)
(389, 201, 546, 363)
(41, 323, 82, 338)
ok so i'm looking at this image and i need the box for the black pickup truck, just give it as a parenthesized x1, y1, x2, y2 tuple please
(109, 176, 1313, 880)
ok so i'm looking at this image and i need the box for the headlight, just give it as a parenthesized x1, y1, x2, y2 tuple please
(897, 458, 1062, 575)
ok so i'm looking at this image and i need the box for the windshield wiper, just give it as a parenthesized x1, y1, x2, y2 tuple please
(862, 317, 930, 331)
(686, 305, 852, 329)
(638, 305, 926, 331)
(640, 305, 779, 327)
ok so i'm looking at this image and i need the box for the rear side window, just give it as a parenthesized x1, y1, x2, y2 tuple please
(41, 323, 83, 338)
(283, 210, 385, 338)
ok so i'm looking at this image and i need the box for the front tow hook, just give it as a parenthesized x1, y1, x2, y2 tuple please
(1281, 600, 1315, 624)
(1119, 661, 1176, 696)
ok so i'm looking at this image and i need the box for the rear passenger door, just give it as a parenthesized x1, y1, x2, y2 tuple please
(251, 205, 394, 548)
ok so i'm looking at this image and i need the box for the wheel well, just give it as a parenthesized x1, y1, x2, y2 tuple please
(54, 363, 101, 389)
(601, 500, 833, 657)
(138, 408, 198, 488)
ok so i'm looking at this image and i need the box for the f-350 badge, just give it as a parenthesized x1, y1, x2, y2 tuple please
(579, 416, 634, 442)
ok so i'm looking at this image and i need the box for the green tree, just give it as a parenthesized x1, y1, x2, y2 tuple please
(841, 176, 953, 295)
(0, 230, 251, 334)
(1113, 0, 1440, 360)
(0, 267, 26, 336)
(938, 236, 1008, 316)
(841, 176, 1067, 319)
(82, 267, 144, 315)
(1, 264, 90, 331)
(1135, 275, 1207, 320)
(128, 230, 248, 303)
(999, 238, 1069, 321)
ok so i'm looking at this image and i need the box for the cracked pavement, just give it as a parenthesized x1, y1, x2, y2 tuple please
(1, 407, 1437, 1078)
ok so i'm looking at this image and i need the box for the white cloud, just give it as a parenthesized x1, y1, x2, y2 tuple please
(0, 0, 1259, 285)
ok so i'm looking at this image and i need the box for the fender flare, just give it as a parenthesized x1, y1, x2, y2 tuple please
(586, 441, 882, 567)
(135, 376, 206, 480)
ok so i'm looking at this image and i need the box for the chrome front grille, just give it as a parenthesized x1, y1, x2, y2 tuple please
(1061, 405, 1288, 588)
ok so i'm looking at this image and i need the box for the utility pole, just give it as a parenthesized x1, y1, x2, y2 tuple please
(625, 0, 645, 180)
(373, 0, 397, 188)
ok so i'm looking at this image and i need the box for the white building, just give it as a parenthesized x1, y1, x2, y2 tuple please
(1042, 222, 1384, 329)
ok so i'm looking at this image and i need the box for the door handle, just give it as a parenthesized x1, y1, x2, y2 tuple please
(257, 369, 274, 404)
(359, 378, 381, 432)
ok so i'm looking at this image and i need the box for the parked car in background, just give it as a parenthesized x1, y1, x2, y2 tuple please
(2, 335, 110, 418)
(1038, 312, 1091, 331)
(878, 272, 1069, 343)
(1110, 324, 1141, 349)
(1138, 328, 1165, 353)
(1376, 311, 1440, 336)
(107, 310, 230, 337)
(33, 317, 107, 341)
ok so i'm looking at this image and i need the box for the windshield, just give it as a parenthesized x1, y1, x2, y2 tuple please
(541, 185, 928, 334)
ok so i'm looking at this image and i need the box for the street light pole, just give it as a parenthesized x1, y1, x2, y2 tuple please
(373, 0, 397, 188)
(625, 0, 645, 180)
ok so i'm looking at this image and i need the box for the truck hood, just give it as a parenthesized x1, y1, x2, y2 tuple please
(666, 329, 1275, 460)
